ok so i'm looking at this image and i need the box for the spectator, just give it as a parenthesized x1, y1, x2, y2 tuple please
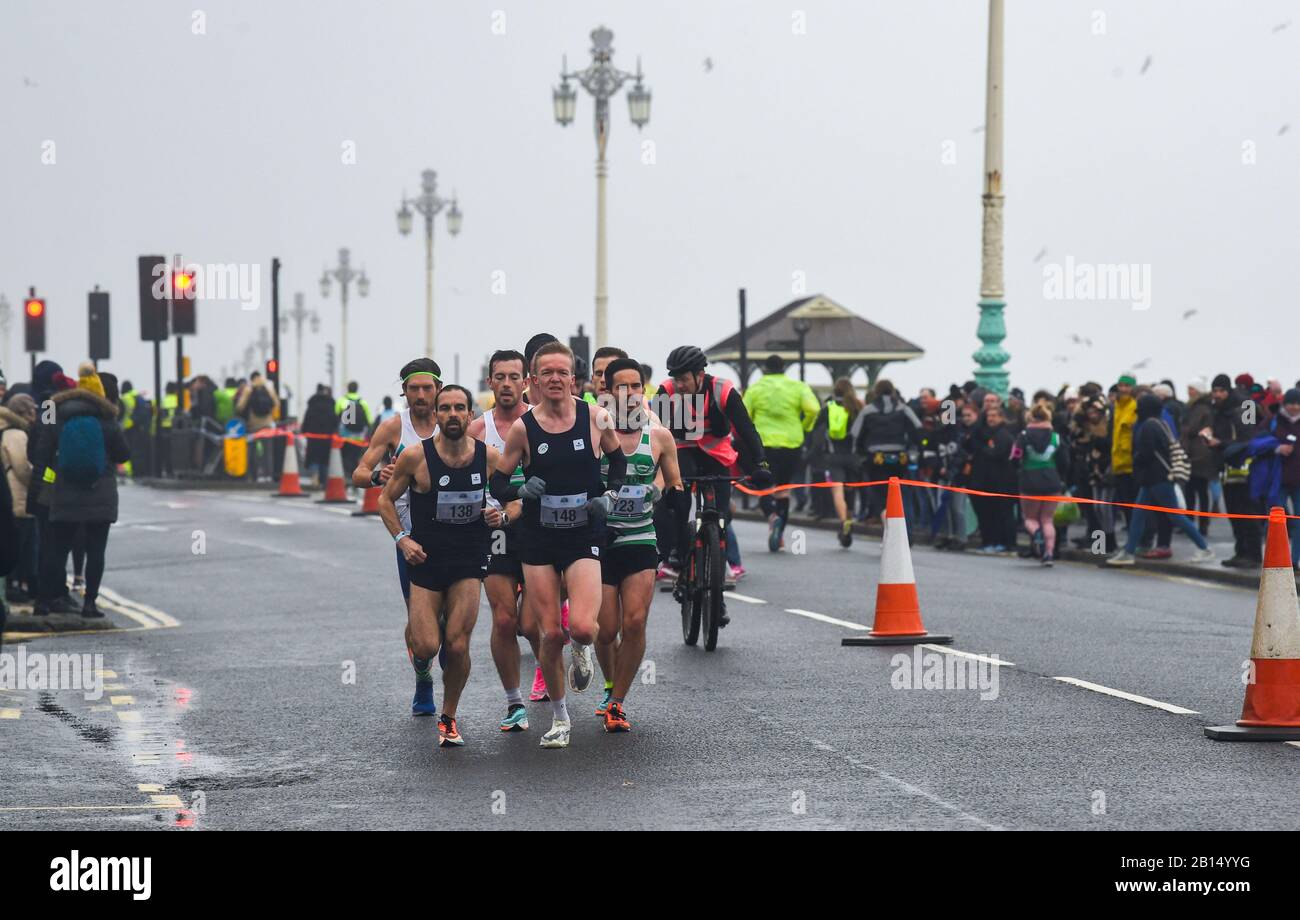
(1, 393, 37, 601)
(237, 371, 281, 482)
(1209, 373, 1263, 568)
(334, 380, 371, 488)
(1181, 379, 1216, 537)
(1013, 403, 1070, 566)
(852, 378, 923, 528)
(30, 363, 131, 617)
(1110, 373, 1139, 530)
(969, 404, 1017, 553)
(743, 355, 819, 552)
(301, 384, 337, 486)
(1107, 394, 1213, 566)
(26, 361, 80, 614)
(376, 395, 397, 426)
(934, 402, 979, 551)
(1271, 388, 1300, 569)
(214, 377, 238, 426)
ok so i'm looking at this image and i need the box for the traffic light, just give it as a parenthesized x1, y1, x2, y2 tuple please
(138, 254, 169, 341)
(171, 267, 197, 336)
(88, 290, 110, 361)
(265, 358, 279, 380)
(24, 294, 46, 354)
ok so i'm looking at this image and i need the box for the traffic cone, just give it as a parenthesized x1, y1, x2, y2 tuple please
(843, 477, 952, 646)
(353, 485, 382, 517)
(1206, 506, 1300, 740)
(317, 436, 351, 504)
(272, 432, 308, 498)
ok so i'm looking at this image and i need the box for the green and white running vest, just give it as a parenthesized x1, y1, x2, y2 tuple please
(601, 426, 658, 548)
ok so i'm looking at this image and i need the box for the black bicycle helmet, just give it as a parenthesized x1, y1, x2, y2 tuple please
(666, 345, 708, 376)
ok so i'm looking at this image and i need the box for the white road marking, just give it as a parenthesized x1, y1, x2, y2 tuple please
(1052, 677, 1198, 715)
(784, 608, 868, 631)
(727, 592, 767, 605)
(243, 516, 292, 526)
(1287, 742, 1300, 750)
(135, 524, 170, 532)
(155, 501, 193, 509)
(920, 644, 1016, 668)
(320, 506, 354, 516)
(1160, 575, 1234, 591)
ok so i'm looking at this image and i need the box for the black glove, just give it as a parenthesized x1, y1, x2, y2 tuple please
(749, 465, 773, 488)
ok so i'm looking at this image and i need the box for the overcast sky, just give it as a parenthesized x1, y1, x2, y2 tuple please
(3, 0, 1297, 405)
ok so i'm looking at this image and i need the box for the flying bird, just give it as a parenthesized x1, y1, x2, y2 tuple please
(703, 58, 713, 72)
(1139, 55, 1152, 75)
(1273, 21, 1291, 33)
(1132, 358, 1151, 370)
(1279, 124, 1290, 136)
(1182, 309, 1198, 320)
(972, 124, 985, 134)
(22, 76, 37, 88)
(1033, 247, 1048, 263)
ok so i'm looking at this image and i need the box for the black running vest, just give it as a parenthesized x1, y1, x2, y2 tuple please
(408, 438, 489, 561)
(521, 398, 604, 533)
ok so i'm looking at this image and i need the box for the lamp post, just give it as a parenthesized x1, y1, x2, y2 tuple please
(553, 25, 651, 349)
(255, 325, 271, 366)
(397, 169, 461, 362)
(0, 293, 10, 379)
(792, 318, 813, 382)
(972, 0, 1010, 396)
(319, 247, 369, 387)
(280, 292, 321, 412)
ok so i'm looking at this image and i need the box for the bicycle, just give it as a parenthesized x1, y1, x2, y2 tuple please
(675, 474, 749, 652)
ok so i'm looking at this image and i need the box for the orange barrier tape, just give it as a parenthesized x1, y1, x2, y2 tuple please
(735, 477, 1299, 522)
(244, 428, 367, 447)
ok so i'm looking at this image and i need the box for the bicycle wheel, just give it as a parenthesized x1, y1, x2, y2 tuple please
(700, 522, 725, 652)
(680, 537, 702, 646)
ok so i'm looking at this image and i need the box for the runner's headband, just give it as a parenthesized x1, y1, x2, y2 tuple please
(403, 371, 441, 383)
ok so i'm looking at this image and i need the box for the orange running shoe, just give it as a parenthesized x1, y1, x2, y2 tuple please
(603, 702, 630, 733)
(438, 714, 465, 747)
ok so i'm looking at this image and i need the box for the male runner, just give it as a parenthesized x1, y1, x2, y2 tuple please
(594, 358, 683, 731)
(466, 349, 538, 732)
(379, 385, 503, 747)
(489, 341, 628, 749)
(353, 358, 441, 716)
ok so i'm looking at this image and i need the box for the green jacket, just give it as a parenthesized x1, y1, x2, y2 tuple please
(742, 373, 819, 450)
(335, 392, 372, 436)
(214, 387, 236, 425)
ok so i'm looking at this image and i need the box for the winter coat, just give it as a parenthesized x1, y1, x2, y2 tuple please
(30, 389, 130, 523)
(1068, 413, 1110, 488)
(1180, 395, 1217, 480)
(0, 406, 32, 518)
(301, 393, 338, 468)
(852, 394, 922, 455)
(1274, 411, 1300, 488)
(1110, 395, 1137, 475)
(968, 422, 1017, 492)
(1132, 394, 1175, 488)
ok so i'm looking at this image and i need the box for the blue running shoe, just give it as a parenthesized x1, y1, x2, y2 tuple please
(412, 681, 437, 717)
(595, 687, 613, 717)
(499, 704, 529, 732)
(767, 513, 784, 553)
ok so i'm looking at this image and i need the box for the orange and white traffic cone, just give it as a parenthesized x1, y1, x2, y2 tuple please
(352, 485, 382, 517)
(272, 432, 308, 498)
(843, 477, 953, 646)
(317, 436, 351, 504)
(1206, 506, 1300, 741)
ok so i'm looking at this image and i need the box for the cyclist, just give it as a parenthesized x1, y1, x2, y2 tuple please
(657, 346, 770, 624)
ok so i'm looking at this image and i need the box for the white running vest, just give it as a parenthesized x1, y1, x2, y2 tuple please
(482, 408, 526, 510)
(395, 408, 437, 530)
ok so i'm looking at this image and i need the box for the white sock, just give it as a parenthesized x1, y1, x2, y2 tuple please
(552, 698, 569, 723)
(505, 687, 523, 707)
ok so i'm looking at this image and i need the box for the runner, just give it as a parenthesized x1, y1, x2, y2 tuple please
(352, 358, 441, 716)
(378, 385, 501, 747)
(466, 348, 539, 732)
(594, 357, 682, 731)
(489, 341, 628, 748)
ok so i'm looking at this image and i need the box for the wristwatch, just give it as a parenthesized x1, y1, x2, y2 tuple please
(370, 467, 383, 487)
(393, 530, 410, 544)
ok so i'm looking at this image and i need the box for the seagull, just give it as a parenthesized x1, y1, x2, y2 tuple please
(972, 124, 985, 134)
(1069, 333, 1083, 345)
(1033, 247, 1048, 263)
(22, 76, 37, 88)
(1084, 337, 1093, 347)
(1133, 358, 1151, 370)
(1139, 55, 1152, 75)
(1280, 124, 1290, 136)
(1273, 21, 1291, 33)
(1052, 355, 1070, 363)
(1182, 308, 1198, 320)
(703, 57, 713, 72)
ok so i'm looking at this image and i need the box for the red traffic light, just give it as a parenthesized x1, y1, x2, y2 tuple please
(25, 298, 45, 317)
(173, 271, 194, 293)
(266, 359, 279, 375)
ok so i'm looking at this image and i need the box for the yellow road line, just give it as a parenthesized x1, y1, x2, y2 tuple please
(0, 803, 179, 812)
(0, 708, 21, 720)
(110, 695, 136, 706)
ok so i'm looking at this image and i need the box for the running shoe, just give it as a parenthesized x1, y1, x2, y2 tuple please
(411, 681, 437, 717)
(1138, 547, 1172, 560)
(561, 599, 571, 645)
(499, 704, 529, 732)
(540, 719, 571, 749)
(438, 714, 464, 747)
(728, 564, 747, 581)
(603, 702, 631, 733)
(1040, 555, 1054, 568)
(595, 687, 613, 716)
(655, 562, 679, 582)
(1188, 547, 1216, 565)
(838, 519, 854, 548)
(529, 666, 549, 702)
(767, 513, 784, 553)
(569, 643, 594, 693)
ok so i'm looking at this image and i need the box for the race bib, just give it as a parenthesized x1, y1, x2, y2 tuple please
(436, 489, 483, 524)
(612, 484, 649, 518)
(540, 492, 589, 529)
